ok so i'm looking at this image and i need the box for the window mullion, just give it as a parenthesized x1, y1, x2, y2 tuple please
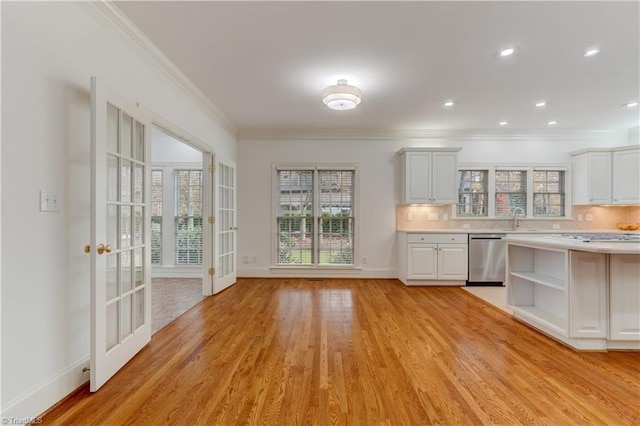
(526, 167, 534, 218)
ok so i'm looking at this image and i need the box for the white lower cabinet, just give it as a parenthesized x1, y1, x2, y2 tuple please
(399, 233, 468, 285)
(569, 251, 607, 339)
(609, 254, 640, 341)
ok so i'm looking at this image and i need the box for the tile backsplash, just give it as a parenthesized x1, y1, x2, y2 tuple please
(397, 205, 640, 232)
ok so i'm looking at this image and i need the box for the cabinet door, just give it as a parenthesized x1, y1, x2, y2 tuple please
(432, 152, 458, 204)
(612, 148, 640, 204)
(438, 244, 468, 280)
(610, 254, 640, 341)
(569, 251, 607, 338)
(404, 152, 432, 203)
(407, 244, 437, 279)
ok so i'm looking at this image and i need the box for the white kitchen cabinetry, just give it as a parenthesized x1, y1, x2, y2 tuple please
(612, 146, 640, 204)
(569, 251, 607, 339)
(571, 150, 612, 204)
(609, 254, 640, 341)
(571, 145, 639, 205)
(398, 148, 461, 204)
(398, 233, 467, 285)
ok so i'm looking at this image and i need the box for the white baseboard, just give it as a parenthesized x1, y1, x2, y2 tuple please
(1, 358, 90, 421)
(238, 267, 396, 279)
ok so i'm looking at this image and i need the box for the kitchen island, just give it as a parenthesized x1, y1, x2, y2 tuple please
(505, 235, 640, 351)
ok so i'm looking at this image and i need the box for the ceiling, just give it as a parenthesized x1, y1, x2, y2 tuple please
(114, 1, 640, 136)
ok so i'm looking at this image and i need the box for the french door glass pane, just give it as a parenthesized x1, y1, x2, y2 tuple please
(106, 204, 118, 249)
(134, 165, 144, 203)
(122, 113, 132, 159)
(106, 253, 118, 301)
(133, 206, 143, 246)
(121, 160, 132, 203)
(106, 302, 118, 351)
(121, 250, 132, 293)
(107, 155, 119, 202)
(134, 289, 144, 329)
(121, 206, 131, 249)
(134, 248, 143, 287)
(134, 122, 144, 161)
(121, 294, 132, 340)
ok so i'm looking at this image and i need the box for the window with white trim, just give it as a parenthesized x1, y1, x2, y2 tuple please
(276, 166, 355, 266)
(456, 166, 568, 218)
(495, 170, 527, 217)
(151, 170, 163, 264)
(457, 170, 489, 217)
(175, 170, 203, 264)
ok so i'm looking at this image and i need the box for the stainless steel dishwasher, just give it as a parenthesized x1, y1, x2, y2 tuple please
(467, 234, 506, 286)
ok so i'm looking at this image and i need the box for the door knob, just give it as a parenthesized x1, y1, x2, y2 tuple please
(97, 244, 105, 255)
(84, 245, 91, 253)
(105, 245, 112, 254)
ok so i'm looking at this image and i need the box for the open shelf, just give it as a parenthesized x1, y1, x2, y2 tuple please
(512, 305, 565, 333)
(509, 271, 564, 291)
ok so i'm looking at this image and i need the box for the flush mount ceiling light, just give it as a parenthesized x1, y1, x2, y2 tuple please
(535, 101, 547, 108)
(442, 100, 456, 108)
(499, 121, 509, 126)
(499, 47, 517, 57)
(584, 48, 600, 57)
(322, 79, 362, 110)
(547, 120, 558, 126)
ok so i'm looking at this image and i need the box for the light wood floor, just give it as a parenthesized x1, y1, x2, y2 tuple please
(44, 278, 640, 425)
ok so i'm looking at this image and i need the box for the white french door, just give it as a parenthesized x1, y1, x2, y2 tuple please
(90, 77, 152, 392)
(215, 159, 237, 293)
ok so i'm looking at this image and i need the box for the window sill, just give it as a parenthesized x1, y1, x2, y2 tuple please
(452, 217, 573, 221)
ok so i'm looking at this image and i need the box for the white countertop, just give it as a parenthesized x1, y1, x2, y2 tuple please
(505, 235, 640, 254)
(397, 229, 637, 235)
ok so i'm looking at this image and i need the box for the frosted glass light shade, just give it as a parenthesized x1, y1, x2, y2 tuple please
(322, 79, 362, 110)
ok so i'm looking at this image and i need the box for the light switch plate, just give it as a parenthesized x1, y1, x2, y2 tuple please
(40, 190, 60, 212)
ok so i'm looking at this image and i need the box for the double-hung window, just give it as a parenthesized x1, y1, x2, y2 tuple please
(457, 166, 568, 218)
(275, 166, 356, 266)
(175, 170, 203, 265)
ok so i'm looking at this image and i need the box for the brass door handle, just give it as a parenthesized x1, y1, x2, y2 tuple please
(84, 245, 91, 253)
(97, 244, 105, 255)
(105, 244, 112, 254)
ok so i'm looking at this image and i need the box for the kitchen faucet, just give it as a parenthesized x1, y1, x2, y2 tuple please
(512, 207, 525, 230)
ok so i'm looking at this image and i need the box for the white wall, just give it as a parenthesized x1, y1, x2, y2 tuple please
(236, 133, 628, 278)
(151, 127, 203, 164)
(1, 2, 235, 418)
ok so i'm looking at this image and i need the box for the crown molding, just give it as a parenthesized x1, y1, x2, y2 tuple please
(237, 127, 628, 142)
(77, 1, 238, 137)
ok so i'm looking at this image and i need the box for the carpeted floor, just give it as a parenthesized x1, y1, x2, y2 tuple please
(151, 278, 204, 333)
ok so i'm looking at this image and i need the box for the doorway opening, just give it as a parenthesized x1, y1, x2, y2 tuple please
(150, 126, 205, 333)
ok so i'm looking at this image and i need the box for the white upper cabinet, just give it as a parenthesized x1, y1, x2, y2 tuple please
(612, 146, 640, 204)
(571, 150, 612, 204)
(572, 145, 639, 205)
(399, 148, 460, 204)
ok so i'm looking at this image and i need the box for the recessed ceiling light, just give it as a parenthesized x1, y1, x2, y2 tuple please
(442, 100, 456, 108)
(547, 120, 557, 126)
(499, 47, 517, 57)
(499, 121, 509, 126)
(623, 101, 639, 108)
(535, 101, 547, 108)
(584, 48, 600, 57)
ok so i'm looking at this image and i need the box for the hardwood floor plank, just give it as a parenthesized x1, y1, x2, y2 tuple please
(42, 278, 640, 425)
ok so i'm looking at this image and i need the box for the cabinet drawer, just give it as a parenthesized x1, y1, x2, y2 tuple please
(407, 233, 467, 244)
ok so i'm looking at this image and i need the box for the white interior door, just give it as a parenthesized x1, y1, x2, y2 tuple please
(215, 159, 237, 293)
(202, 152, 215, 295)
(90, 77, 152, 391)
